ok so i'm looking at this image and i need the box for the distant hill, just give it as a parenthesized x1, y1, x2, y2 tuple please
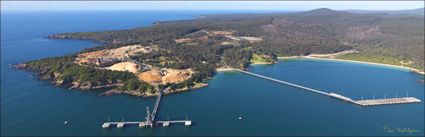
(346, 8, 424, 16)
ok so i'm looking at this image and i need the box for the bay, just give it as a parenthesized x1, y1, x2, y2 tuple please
(1, 10, 423, 136)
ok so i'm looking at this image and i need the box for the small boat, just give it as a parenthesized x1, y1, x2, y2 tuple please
(64, 121, 68, 124)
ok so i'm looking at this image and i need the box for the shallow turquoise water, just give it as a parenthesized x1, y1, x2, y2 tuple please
(1, 11, 424, 136)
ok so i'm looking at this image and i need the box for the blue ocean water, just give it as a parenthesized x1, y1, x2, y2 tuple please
(1, 11, 424, 136)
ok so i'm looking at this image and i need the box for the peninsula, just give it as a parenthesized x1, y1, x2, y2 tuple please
(14, 8, 424, 97)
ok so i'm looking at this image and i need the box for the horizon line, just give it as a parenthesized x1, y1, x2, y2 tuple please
(2, 1, 424, 12)
(1, 7, 423, 12)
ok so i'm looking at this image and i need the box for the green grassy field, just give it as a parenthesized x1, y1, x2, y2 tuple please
(250, 53, 274, 63)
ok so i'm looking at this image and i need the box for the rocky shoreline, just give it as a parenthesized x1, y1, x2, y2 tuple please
(12, 56, 211, 98)
(99, 83, 209, 97)
(13, 63, 129, 92)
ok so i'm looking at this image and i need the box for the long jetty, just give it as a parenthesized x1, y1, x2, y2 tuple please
(234, 69, 421, 106)
(151, 90, 162, 121)
(235, 69, 329, 96)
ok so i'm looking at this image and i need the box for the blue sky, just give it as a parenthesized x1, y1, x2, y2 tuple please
(1, 1, 424, 11)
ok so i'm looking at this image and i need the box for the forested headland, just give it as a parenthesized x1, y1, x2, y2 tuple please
(17, 8, 424, 97)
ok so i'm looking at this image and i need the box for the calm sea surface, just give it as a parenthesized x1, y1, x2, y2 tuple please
(1, 11, 424, 136)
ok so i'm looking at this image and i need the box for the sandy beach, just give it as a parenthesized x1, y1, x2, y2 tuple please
(219, 49, 424, 75)
(216, 67, 234, 72)
(279, 55, 424, 75)
(305, 56, 424, 75)
(250, 62, 275, 65)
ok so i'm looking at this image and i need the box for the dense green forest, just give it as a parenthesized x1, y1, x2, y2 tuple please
(50, 9, 424, 70)
(22, 8, 424, 96)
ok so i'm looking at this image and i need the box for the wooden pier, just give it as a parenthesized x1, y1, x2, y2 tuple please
(234, 69, 421, 107)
